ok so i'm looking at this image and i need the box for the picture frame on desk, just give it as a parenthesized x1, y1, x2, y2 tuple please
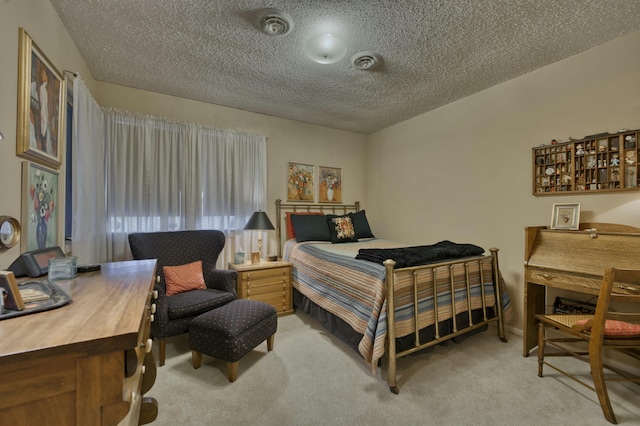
(550, 203, 580, 230)
(0, 271, 26, 312)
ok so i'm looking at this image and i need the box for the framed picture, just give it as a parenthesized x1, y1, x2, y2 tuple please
(287, 162, 314, 202)
(318, 166, 342, 203)
(21, 161, 59, 251)
(0, 271, 26, 312)
(16, 27, 65, 169)
(550, 203, 581, 230)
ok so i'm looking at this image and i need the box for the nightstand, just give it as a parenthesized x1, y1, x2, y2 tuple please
(228, 260, 293, 316)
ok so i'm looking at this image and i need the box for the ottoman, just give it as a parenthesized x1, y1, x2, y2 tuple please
(189, 299, 277, 382)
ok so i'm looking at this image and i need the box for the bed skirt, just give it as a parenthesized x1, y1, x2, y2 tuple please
(293, 288, 491, 358)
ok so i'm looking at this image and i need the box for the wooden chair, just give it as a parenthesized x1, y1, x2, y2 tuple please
(536, 267, 640, 424)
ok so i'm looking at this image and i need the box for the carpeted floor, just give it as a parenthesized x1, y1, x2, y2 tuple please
(147, 311, 640, 425)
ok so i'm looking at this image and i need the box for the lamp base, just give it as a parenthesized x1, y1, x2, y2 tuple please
(251, 252, 260, 265)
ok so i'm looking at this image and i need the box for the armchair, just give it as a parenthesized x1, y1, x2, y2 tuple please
(128, 230, 237, 366)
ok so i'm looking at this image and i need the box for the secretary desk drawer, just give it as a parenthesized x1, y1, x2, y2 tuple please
(526, 269, 640, 296)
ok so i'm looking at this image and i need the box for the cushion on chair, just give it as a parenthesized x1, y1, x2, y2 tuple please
(163, 261, 206, 296)
(167, 289, 235, 320)
(576, 318, 640, 338)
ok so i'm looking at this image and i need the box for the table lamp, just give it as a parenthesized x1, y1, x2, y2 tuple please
(243, 211, 275, 264)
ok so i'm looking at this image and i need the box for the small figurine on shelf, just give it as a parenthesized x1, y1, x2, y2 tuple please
(625, 150, 636, 165)
(612, 168, 620, 182)
(611, 154, 620, 166)
(575, 144, 585, 155)
(624, 135, 636, 149)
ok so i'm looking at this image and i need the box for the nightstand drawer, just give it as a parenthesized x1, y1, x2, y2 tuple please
(246, 291, 291, 314)
(240, 266, 290, 281)
(244, 280, 287, 296)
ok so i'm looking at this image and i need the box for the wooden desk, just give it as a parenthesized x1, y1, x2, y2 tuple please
(523, 224, 640, 356)
(0, 260, 158, 425)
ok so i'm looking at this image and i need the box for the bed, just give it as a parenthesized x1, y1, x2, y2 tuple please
(275, 199, 511, 393)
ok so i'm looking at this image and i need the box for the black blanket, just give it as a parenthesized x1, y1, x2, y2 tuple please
(355, 240, 485, 269)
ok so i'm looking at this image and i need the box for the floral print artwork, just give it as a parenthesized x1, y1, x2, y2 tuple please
(287, 162, 314, 201)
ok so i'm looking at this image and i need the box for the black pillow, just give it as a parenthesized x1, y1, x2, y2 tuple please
(327, 215, 358, 244)
(350, 210, 375, 239)
(291, 214, 331, 242)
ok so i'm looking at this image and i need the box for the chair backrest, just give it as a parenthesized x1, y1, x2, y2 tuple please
(128, 230, 226, 293)
(591, 267, 640, 343)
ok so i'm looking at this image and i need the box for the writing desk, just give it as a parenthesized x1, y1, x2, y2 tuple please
(0, 260, 158, 425)
(523, 223, 640, 356)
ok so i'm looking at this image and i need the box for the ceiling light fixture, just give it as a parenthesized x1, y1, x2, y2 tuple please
(351, 52, 383, 71)
(304, 34, 347, 64)
(258, 9, 294, 36)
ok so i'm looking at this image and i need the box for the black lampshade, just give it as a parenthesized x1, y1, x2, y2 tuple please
(243, 211, 275, 231)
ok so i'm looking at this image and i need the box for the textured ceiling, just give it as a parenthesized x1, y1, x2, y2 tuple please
(49, 0, 640, 135)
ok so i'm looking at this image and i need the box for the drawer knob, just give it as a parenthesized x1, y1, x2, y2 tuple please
(617, 284, 640, 293)
(142, 338, 153, 353)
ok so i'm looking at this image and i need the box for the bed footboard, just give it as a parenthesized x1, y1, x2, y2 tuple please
(384, 247, 507, 394)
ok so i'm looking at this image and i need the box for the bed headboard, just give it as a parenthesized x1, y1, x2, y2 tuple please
(275, 199, 360, 258)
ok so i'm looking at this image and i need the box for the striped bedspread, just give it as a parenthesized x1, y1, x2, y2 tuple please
(284, 238, 512, 369)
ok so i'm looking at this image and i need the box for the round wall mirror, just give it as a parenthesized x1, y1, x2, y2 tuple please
(0, 216, 21, 249)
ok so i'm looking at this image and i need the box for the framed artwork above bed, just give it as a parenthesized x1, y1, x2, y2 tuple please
(287, 162, 314, 202)
(318, 166, 342, 203)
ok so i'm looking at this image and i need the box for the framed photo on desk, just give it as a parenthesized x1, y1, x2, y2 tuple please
(550, 203, 580, 230)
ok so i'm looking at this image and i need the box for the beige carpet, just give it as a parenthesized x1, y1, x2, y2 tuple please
(147, 311, 640, 425)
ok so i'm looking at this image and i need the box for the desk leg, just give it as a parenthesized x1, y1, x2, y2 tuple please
(523, 282, 545, 356)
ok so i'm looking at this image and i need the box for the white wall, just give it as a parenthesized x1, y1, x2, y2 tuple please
(366, 31, 640, 332)
(0, 0, 94, 268)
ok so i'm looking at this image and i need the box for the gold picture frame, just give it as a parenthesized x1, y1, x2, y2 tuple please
(21, 161, 59, 251)
(16, 28, 65, 169)
(287, 162, 314, 202)
(551, 203, 581, 230)
(318, 166, 342, 203)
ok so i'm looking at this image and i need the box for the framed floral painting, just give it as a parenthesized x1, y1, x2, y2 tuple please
(21, 161, 59, 251)
(16, 28, 65, 169)
(550, 203, 580, 230)
(287, 162, 314, 202)
(318, 166, 342, 203)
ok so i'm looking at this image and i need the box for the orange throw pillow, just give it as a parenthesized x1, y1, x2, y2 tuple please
(163, 261, 206, 296)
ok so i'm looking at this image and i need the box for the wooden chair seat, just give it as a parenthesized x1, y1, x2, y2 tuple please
(536, 267, 640, 424)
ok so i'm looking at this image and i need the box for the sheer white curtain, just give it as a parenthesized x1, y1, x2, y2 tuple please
(71, 78, 107, 265)
(71, 79, 267, 265)
(103, 109, 267, 264)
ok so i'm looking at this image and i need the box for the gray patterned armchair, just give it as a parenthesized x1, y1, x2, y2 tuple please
(128, 230, 237, 365)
